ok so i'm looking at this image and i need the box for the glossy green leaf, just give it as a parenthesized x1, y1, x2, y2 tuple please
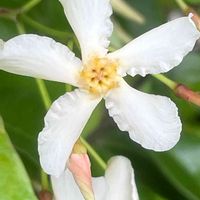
(151, 133, 200, 200)
(0, 116, 37, 200)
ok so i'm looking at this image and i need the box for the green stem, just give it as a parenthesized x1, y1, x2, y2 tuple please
(175, 0, 189, 12)
(80, 137, 107, 171)
(153, 74, 177, 90)
(111, 0, 145, 24)
(40, 171, 49, 191)
(21, 15, 72, 39)
(16, 21, 26, 34)
(21, 0, 41, 13)
(35, 80, 51, 190)
(36, 79, 51, 110)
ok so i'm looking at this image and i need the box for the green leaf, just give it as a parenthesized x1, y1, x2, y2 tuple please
(151, 133, 200, 200)
(0, 116, 37, 200)
(0, 72, 44, 179)
(138, 183, 168, 200)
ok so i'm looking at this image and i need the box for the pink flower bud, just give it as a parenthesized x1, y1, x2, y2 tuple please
(68, 140, 94, 200)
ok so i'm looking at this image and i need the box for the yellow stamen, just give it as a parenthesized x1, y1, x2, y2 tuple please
(80, 57, 119, 96)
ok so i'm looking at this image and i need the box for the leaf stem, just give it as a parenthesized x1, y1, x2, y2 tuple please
(40, 171, 49, 191)
(80, 137, 107, 171)
(16, 21, 26, 35)
(111, 0, 145, 24)
(36, 79, 51, 110)
(33, 80, 51, 190)
(21, 0, 41, 13)
(20, 15, 72, 39)
(153, 74, 177, 90)
(175, 0, 189, 12)
(35, 80, 51, 190)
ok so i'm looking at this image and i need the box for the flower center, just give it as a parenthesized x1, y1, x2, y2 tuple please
(80, 57, 119, 96)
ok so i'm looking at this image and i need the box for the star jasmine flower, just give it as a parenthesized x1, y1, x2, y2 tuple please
(52, 156, 139, 200)
(0, 0, 199, 177)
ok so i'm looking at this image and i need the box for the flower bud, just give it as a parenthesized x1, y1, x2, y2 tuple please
(68, 140, 95, 200)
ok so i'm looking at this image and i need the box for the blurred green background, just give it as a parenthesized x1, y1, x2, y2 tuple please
(0, 0, 200, 199)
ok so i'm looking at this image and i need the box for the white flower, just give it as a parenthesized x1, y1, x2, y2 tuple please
(51, 156, 139, 200)
(0, 0, 199, 177)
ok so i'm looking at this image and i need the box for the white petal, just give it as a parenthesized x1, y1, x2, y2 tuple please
(59, 0, 113, 62)
(0, 34, 82, 86)
(92, 177, 107, 200)
(109, 15, 200, 77)
(51, 170, 84, 200)
(105, 80, 182, 151)
(105, 156, 139, 200)
(38, 89, 100, 177)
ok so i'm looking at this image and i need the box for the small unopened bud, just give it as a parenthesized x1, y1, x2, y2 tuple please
(38, 190, 53, 200)
(175, 84, 200, 107)
(68, 140, 94, 200)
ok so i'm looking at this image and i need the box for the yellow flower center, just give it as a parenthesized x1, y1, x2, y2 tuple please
(80, 57, 119, 96)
